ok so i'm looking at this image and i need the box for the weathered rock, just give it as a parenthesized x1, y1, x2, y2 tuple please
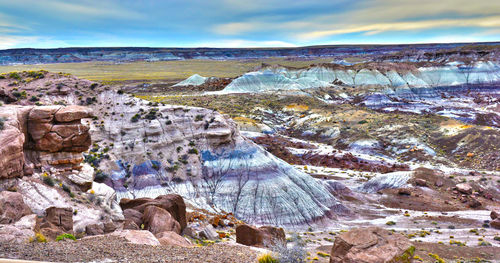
(0, 107, 27, 179)
(43, 207, 73, 233)
(54, 105, 93, 123)
(329, 227, 414, 263)
(156, 231, 192, 247)
(415, 179, 427, 187)
(142, 206, 181, 235)
(435, 179, 444, 187)
(123, 219, 140, 230)
(491, 211, 499, 220)
(68, 164, 94, 191)
(110, 230, 160, 246)
(89, 182, 123, 220)
(456, 183, 472, 195)
(397, 188, 411, 195)
(119, 194, 186, 231)
(0, 214, 37, 244)
(467, 198, 482, 208)
(490, 219, 500, 229)
(85, 223, 104, 236)
(0, 105, 92, 178)
(103, 220, 120, 233)
(198, 225, 219, 240)
(0, 191, 32, 224)
(236, 224, 286, 248)
(123, 209, 143, 227)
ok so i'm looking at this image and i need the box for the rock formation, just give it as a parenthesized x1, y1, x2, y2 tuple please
(0, 105, 92, 179)
(235, 224, 286, 248)
(329, 227, 414, 263)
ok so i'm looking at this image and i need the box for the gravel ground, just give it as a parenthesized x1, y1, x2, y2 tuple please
(0, 236, 258, 263)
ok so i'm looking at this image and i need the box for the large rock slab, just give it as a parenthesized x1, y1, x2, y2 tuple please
(110, 230, 161, 246)
(54, 105, 93, 122)
(329, 227, 414, 263)
(119, 194, 186, 231)
(0, 214, 37, 244)
(0, 106, 29, 179)
(156, 231, 192, 247)
(0, 191, 32, 224)
(236, 224, 286, 248)
(142, 205, 181, 235)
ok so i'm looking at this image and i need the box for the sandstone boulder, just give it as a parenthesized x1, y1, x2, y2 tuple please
(491, 219, 500, 229)
(119, 194, 186, 231)
(156, 231, 192, 247)
(0, 191, 32, 224)
(123, 209, 143, 227)
(142, 206, 180, 235)
(456, 183, 472, 195)
(415, 179, 427, 187)
(123, 219, 140, 230)
(39, 206, 74, 239)
(54, 105, 93, 122)
(329, 227, 414, 263)
(397, 188, 411, 195)
(68, 164, 94, 191)
(198, 225, 219, 240)
(468, 198, 481, 208)
(491, 210, 499, 220)
(0, 107, 26, 179)
(110, 230, 160, 246)
(85, 223, 104, 236)
(236, 224, 286, 248)
(0, 214, 37, 244)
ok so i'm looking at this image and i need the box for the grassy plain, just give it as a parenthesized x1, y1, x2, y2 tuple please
(0, 57, 333, 83)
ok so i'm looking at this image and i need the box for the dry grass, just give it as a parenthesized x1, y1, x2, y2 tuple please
(0, 57, 333, 83)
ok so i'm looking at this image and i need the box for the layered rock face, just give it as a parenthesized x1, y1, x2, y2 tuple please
(0, 105, 92, 179)
(87, 91, 344, 226)
(220, 61, 500, 93)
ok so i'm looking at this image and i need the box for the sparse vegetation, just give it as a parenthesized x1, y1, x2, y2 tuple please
(257, 253, 279, 263)
(29, 232, 47, 243)
(56, 233, 76, 241)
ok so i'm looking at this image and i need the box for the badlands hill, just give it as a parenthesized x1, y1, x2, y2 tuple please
(0, 43, 500, 262)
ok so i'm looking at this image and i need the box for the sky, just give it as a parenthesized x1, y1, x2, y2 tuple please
(0, 0, 499, 49)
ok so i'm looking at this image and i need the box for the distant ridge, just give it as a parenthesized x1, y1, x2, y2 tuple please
(0, 42, 498, 65)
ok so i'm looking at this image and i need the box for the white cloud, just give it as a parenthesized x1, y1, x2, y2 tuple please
(295, 15, 500, 40)
(212, 22, 261, 35)
(0, 36, 67, 49)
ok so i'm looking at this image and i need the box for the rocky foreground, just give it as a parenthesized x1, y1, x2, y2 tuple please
(0, 236, 257, 263)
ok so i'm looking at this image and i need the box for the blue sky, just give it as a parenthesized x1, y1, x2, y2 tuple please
(0, 0, 499, 49)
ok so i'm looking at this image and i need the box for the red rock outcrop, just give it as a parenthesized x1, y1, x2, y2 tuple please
(235, 224, 286, 248)
(0, 105, 92, 179)
(142, 206, 181, 235)
(329, 227, 414, 263)
(38, 206, 74, 240)
(119, 194, 187, 231)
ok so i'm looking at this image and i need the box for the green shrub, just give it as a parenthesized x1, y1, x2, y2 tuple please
(56, 233, 76, 241)
(42, 174, 55, 186)
(8, 72, 21, 80)
(131, 113, 140, 123)
(188, 148, 198, 154)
